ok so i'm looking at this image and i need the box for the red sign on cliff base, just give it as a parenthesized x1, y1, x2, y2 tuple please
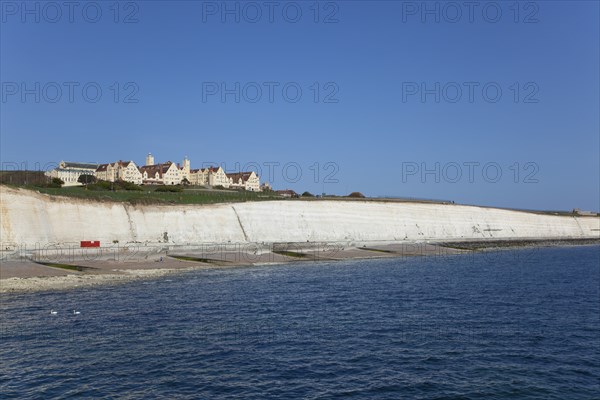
(80, 241, 100, 248)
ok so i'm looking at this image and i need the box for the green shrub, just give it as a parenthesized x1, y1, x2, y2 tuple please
(78, 174, 96, 185)
(87, 181, 112, 191)
(45, 177, 65, 188)
(348, 192, 366, 198)
(118, 180, 143, 191)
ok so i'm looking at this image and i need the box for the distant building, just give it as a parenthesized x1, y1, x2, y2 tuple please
(50, 153, 266, 190)
(189, 166, 242, 188)
(162, 161, 183, 185)
(227, 171, 260, 191)
(96, 161, 143, 184)
(180, 157, 191, 182)
(95, 163, 112, 181)
(140, 153, 191, 185)
(573, 208, 597, 216)
(47, 161, 99, 186)
(276, 189, 299, 198)
(189, 168, 208, 186)
(206, 166, 230, 187)
(115, 161, 143, 184)
(139, 161, 181, 185)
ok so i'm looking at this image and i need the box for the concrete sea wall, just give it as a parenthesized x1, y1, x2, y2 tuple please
(1, 186, 598, 249)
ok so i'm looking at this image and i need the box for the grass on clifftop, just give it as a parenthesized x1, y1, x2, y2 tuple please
(21, 185, 282, 205)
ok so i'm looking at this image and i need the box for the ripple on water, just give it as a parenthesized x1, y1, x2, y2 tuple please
(0, 246, 599, 399)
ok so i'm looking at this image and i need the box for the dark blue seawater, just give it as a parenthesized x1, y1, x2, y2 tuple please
(1, 246, 599, 399)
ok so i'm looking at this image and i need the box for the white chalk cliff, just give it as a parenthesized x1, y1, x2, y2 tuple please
(1, 186, 598, 249)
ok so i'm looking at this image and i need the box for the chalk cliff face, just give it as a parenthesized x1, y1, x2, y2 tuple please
(1, 186, 598, 248)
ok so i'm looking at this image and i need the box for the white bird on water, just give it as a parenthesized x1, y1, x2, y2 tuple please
(50, 310, 57, 315)
(73, 310, 80, 315)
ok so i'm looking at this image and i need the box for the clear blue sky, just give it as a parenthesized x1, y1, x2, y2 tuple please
(1, 0, 598, 211)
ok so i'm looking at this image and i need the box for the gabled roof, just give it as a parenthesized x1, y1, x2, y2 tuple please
(97, 161, 137, 172)
(138, 162, 174, 177)
(226, 171, 256, 183)
(114, 160, 135, 168)
(201, 166, 223, 174)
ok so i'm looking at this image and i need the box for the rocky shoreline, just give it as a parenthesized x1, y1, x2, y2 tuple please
(438, 238, 600, 250)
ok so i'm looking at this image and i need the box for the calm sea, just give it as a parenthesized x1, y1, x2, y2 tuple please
(1, 246, 599, 399)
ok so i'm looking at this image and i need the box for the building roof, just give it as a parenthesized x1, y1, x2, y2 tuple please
(114, 160, 134, 168)
(226, 171, 256, 183)
(205, 166, 222, 173)
(138, 162, 173, 178)
(62, 161, 99, 170)
(96, 161, 137, 172)
(55, 168, 96, 174)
